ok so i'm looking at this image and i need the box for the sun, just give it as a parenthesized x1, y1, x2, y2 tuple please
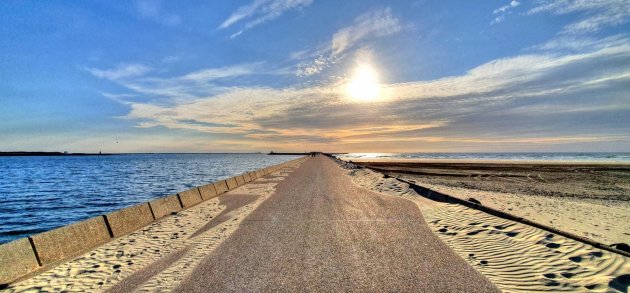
(346, 64, 380, 102)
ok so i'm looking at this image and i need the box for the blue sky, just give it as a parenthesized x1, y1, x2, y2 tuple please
(1, 0, 629, 153)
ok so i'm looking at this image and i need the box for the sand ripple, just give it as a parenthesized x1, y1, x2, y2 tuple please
(347, 167, 630, 292)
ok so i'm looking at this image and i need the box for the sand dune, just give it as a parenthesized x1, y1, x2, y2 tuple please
(346, 166, 630, 292)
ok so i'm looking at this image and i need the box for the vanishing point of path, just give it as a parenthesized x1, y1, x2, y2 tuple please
(174, 156, 498, 292)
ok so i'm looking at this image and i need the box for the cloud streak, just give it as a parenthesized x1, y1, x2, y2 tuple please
(86, 64, 153, 80)
(528, 0, 630, 34)
(89, 62, 287, 101)
(108, 35, 630, 151)
(219, 0, 313, 37)
(491, 0, 520, 24)
(331, 8, 402, 57)
(296, 8, 402, 77)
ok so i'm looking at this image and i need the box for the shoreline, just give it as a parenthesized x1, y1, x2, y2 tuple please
(342, 157, 630, 165)
(347, 158, 630, 245)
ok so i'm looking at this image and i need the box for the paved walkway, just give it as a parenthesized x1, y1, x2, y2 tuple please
(173, 156, 498, 292)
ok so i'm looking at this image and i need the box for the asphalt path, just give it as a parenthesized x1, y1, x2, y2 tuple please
(174, 156, 499, 292)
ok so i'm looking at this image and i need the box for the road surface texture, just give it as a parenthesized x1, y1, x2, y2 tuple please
(174, 156, 498, 292)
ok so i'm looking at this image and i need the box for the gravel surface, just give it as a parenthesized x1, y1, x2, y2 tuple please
(174, 156, 498, 292)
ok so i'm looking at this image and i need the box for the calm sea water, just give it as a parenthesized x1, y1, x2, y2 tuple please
(0, 154, 300, 244)
(337, 152, 630, 162)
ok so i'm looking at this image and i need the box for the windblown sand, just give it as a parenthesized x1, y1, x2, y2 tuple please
(346, 166, 630, 292)
(5, 163, 304, 292)
(352, 160, 630, 245)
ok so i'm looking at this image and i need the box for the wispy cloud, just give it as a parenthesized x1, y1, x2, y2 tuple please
(218, 0, 313, 38)
(529, 34, 630, 51)
(111, 35, 630, 151)
(135, 0, 181, 26)
(331, 8, 402, 57)
(89, 62, 287, 101)
(296, 8, 402, 77)
(491, 0, 520, 24)
(528, 0, 630, 34)
(86, 63, 153, 80)
(296, 55, 329, 77)
(180, 62, 266, 82)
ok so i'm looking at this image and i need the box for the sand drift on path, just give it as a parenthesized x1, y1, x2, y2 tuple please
(346, 166, 630, 292)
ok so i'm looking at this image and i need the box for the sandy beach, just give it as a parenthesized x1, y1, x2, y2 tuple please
(4, 156, 630, 292)
(348, 159, 630, 246)
(343, 161, 630, 292)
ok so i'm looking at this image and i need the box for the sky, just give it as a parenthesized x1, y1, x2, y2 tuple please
(1, 0, 629, 153)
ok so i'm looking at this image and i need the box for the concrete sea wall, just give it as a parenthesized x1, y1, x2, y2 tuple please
(0, 157, 305, 285)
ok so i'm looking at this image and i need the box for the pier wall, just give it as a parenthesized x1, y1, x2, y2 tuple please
(0, 157, 305, 285)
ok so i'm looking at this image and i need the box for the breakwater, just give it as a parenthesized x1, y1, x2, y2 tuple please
(0, 157, 305, 286)
(0, 154, 300, 243)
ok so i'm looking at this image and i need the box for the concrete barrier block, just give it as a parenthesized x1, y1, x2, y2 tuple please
(198, 183, 217, 200)
(249, 171, 258, 180)
(30, 216, 111, 266)
(214, 180, 228, 194)
(149, 194, 182, 219)
(235, 175, 245, 186)
(226, 177, 238, 190)
(243, 172, 251, 183)
(178, 188, 202, 208)
(0, 238, 39, 285)
(105, 203, 154, 238)
(255, 170, 263, 178)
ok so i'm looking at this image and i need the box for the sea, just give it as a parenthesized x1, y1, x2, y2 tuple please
(337, 152, 630, 163)
(0, 154, 300, 244)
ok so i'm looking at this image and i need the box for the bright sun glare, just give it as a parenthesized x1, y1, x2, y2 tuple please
(346, 64, 380, 102)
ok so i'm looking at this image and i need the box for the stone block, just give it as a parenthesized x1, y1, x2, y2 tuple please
(178, 188, 202, 208)
(0, 238, 39, 285)
(149, 194, 182, 219)
(105, 203, 154, 238)
(235, 175, 245, 186)
(214, 180, 229, 194)
(30, 216, 111, 266)
(226, 177, 238, 190)
(198, 183, 217, 200)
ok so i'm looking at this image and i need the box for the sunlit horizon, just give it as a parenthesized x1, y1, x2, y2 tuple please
(1, 1, 629, 153)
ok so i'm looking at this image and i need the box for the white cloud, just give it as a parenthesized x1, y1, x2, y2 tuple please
(491, 0, 520, 24)
(135, 0, 181, 26)
(528, 0, 630, 34)
(296, 55, 329, 77)
(294, 8, 402, 77)
(529, 34, 630, 51)
(331, 8, 402, 57)
(88, 62, 288, 101)
(218, 0, 313, 36)
(86, 64, 153, 80)
(289, 49, 310, 60)
(494, 0, 520, 14)
(113, 36, 630, 150)
(181, 62, 265, 82)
